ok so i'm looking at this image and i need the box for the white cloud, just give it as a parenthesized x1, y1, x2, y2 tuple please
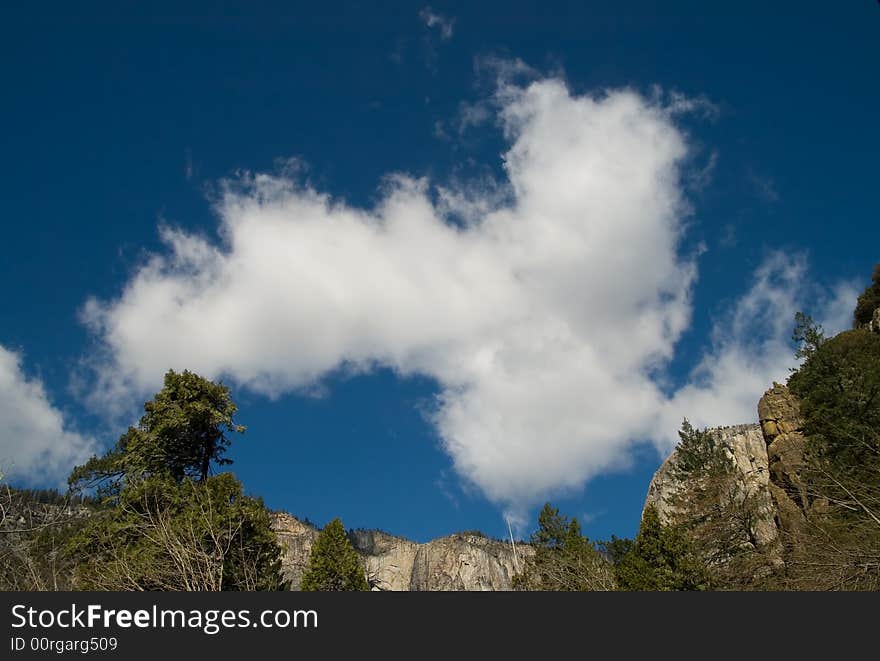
(78, 69, 856, 515)
(0, 345, 96, 485)
(419, 7, 455, 40)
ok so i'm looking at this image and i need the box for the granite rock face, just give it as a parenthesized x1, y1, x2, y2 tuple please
(869, 307, 880, 334)
(408, 534, 530, 591)
(643, 381, 823, 571)
(350, 529, 419, 591)
(272, 513, 320, 589)
(758, 383, 809, 517)
(644, 423, 780, 554)
(273, 514, 528, 591)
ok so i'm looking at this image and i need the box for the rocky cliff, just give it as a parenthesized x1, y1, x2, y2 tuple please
(644, 422, 781, 558)
(644, 375, 864, 569)
(866, 306, 880, 334)
(272, 512, 529, 591)
(646, 305, 880, 551)
(757, 382, 810, 534)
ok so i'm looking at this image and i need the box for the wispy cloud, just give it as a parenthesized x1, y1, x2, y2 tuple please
(418, 7, 456, 71)
(435, 470, 461, 509)
(659, 252, 858, 451)
(184, 147, 194, 181)
(687, 149, 718, 192)
(719, 221, 739, 248)
(433, 100, 492, 142)
(748, 168, 779, 202)
(581, 510, 604, 526)
(653, 87, 720, 121)
(419, 6, 455, 40)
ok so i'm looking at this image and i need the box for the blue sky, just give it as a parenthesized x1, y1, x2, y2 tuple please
(1, 1, 877, 542)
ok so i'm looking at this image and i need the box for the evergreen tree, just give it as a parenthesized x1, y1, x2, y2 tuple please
(853, 263, 880, 327)
(70, 369, 244, 494)
(788, 328, 880, 476)
(63, 372, 284, 591)
(782, 318, 880, 589)
(614, 505, 710, 591)
(532, 503, 568, 548)
(792, 312, 826, 361)
(672, 418, 730, 480)
(300, 518, 368, 591)
(600, 536, 634, 566)
(666, 420, 775, 588)
(513, 503, 613, 591)
(68, 473, 286, 591)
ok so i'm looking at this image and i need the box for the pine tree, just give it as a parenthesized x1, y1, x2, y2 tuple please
(69, 474, 286, 591)
(792, 312, 826, 360)
(64, 372, 284, 591)
(788, 328, 880, 476)
(532, 503, 568, 548)
(666, 420, 774, 588)
(69, 369, 244, 494)
(614, 505, 710, 591)
(300, 518, 368, 591)
(782, 316, 880, 589)
(513, 503, 613, 591)
(853, 263, 880, 327)
(672, 418, 730, 480)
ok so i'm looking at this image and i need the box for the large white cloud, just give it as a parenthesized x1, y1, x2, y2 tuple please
(79, 72, 855, 514)
(0, 345, 96, 485)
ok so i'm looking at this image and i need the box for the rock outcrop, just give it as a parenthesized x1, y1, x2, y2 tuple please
(644, 423, 780, 556)
(272, 514, 528, 591)
(644, 380, 829, 572)
(348, 529, 419, 590)
(408, 534, 530, 591)
(757, 383, 809, 532)
(868, 307, 880, 334)
(272, 513, 321, 589)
